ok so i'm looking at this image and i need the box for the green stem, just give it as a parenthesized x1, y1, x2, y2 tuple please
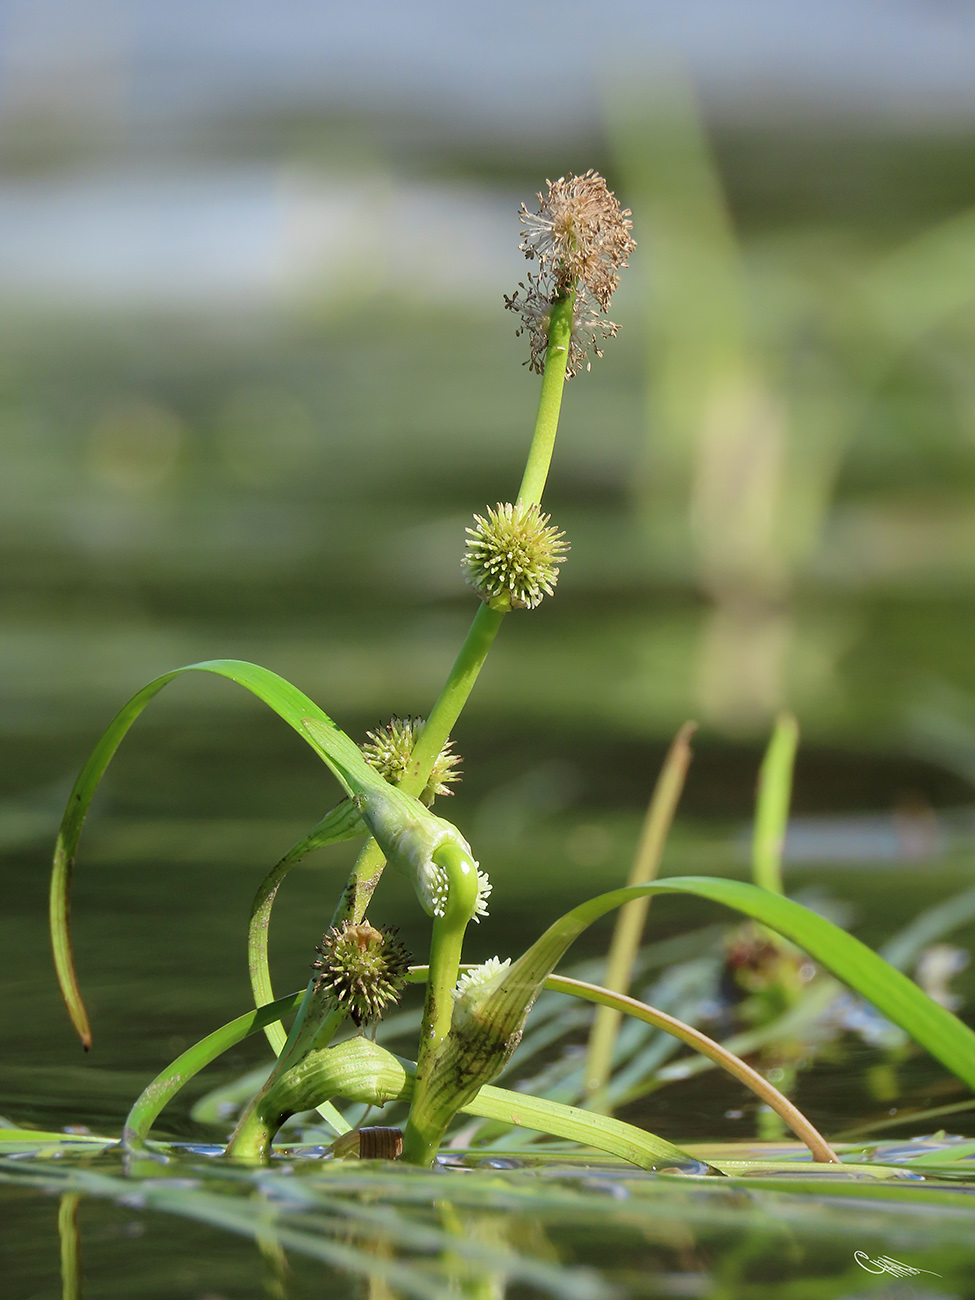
(405, 291, 576, 795)
(333, 286, 575, 948)
(583, 722, 696, 1107)
(225, 993, 349, 1158)
(517, 291, 575, 507)
(752, 713, 799, 896)
(406, 604, 505, 792)
(401, 842, 480, 1166)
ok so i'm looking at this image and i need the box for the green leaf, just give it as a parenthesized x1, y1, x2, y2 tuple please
(516, 876, 975, 1094)
(751, 713, 798, 895)
(49, 658, 392, 1049)
(248, 799, 366, 1055)
(906, 1139, 975, 1165)
(124, 991, 307, 1147)
(465, 1085, 704, 1171)
(0, 1131, 116, 1152)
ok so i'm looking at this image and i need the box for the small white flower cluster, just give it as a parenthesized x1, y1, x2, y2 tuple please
(358, 784, 485, 921)
(421, 861, 492, 921)
(453, 956, 511, 1001)
(473, 867, 492, 921)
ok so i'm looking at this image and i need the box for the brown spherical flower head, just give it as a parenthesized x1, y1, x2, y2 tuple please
(505, 170, 633, 377)
(360, 715, 462, 805)
(519, 170, 636, 309)
(311, 920, 412, 1027)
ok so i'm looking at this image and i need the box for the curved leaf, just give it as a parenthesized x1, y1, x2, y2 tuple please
(124, 991, 307, 1147)
(547, 974, 836, 1161)
(50, 658, 393, 1048)
(466, 1086, 702, 1171)
(248, 799, 366, 1055)
(507, 876, 975, 1094)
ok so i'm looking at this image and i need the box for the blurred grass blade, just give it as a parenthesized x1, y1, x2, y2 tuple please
(5, 1163, 611, 1300)
(879, 884, 975, 972)
(831, 1097, 975, 1142)
(751, 713, 798, 895)
(860, 206, 975, 345)
(620, 975, 842, 1100)
(50, 658, 397, 1049)
(583, 722, 695, 1107)
(248, 800, 366, 1055)
(58, 1192, 82, 1300)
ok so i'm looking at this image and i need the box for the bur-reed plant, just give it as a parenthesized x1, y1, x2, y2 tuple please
(47, 171, 975, 1172)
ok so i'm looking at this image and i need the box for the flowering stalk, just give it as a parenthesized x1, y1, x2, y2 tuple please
(517, 290, 575, 507)
(233, 172, 634, 1164)
(401, 839, 482, 1165)
(399, 173, 633, 804)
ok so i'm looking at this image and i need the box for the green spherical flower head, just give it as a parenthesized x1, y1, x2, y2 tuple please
(360, 715, 462, 806)
(311, 921, 412, 1027)
(463, 501, 569, 611)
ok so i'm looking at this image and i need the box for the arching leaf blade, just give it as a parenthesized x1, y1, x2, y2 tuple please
(50, 658, 390, 1048)
(248, 799, 366, 1055)
(522, 876, 975, 1094)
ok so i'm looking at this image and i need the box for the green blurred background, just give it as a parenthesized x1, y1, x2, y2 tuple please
(4, 2, 975, 1132)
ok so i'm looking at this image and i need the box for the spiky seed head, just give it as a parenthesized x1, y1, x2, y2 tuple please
(311, 920, 412, 1027)
(463, 501, 569, 611)
(360, 715, 462, 806)
(505, 170, 634, 378)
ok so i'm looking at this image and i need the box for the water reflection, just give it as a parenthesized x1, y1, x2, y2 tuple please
(9, 1141, 971, 1300)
